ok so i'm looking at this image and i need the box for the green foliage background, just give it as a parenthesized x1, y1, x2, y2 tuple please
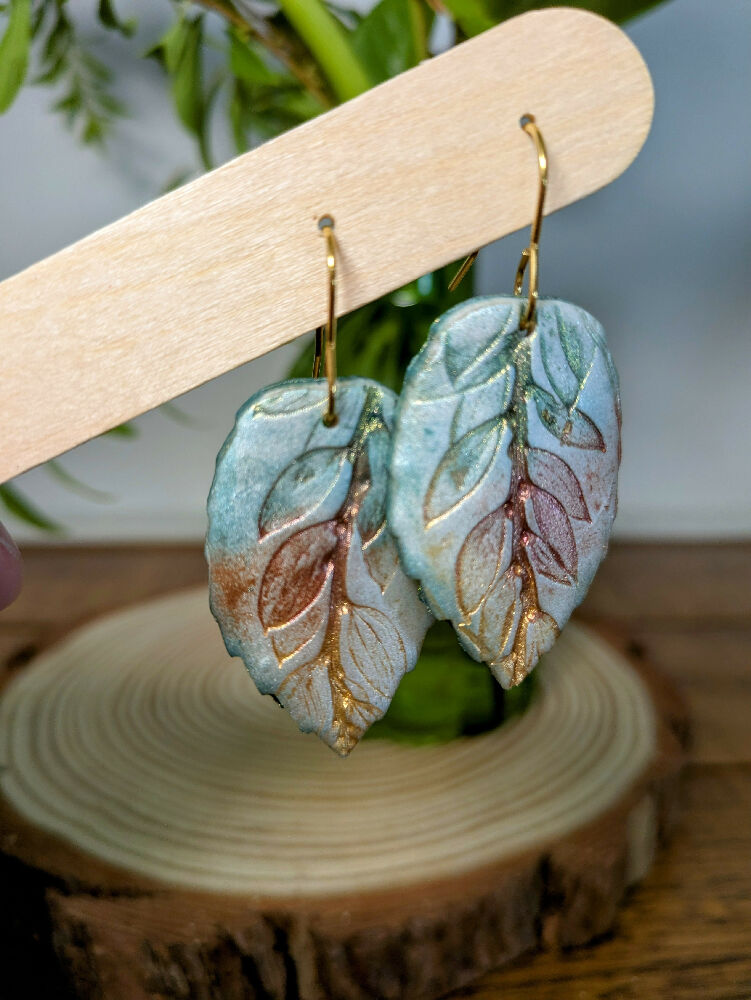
(0, 0, 660, 739)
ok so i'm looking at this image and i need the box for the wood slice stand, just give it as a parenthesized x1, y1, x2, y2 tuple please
(0, 590, 687, 1000)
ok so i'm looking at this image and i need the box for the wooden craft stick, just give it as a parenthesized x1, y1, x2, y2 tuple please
(0, 7, 653, 480)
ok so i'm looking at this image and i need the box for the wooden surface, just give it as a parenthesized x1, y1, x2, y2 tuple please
(0, 603, 684, 1000)
(0, 605, 662, 896)
(0, 541, 748, 998)
(0, 7, 654, 482)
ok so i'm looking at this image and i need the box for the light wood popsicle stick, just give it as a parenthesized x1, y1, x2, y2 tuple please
(0, 7, 653, 481)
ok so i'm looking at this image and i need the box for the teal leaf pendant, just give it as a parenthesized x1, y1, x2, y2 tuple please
(389, 296, 621, 689)
(206, 377, 432, 756)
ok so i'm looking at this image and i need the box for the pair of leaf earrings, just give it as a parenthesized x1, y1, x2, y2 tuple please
(206, 116, 621, 756)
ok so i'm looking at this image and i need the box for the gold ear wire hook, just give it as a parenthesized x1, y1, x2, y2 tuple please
(312, 216, 338, 426)
(514, 114, 547, 331)
(448, 114, 549, 334)
(312, 327, 323, 379)
(447, 249, 479, 292)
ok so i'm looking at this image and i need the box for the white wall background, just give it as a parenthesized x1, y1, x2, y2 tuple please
(1, 0, 749, 542)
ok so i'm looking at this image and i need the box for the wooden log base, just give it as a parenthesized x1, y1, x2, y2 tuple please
(0, 589, 688, 1000)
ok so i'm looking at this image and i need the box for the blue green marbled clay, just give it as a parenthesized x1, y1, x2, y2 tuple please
(388, 296, 621, 689)
(206, 377, 432, 756)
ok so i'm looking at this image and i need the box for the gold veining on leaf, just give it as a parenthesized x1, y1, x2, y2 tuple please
(271, 445, 376, 753)
(392, 299, 617, 690)
(454, 334, 568, 688)
(209, 380, 432, 755)
(257, 387, 405, 754)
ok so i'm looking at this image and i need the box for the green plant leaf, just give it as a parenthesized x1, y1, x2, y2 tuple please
(149, 14, 214, 167)
(229, 30, 280, 87)
(287, 263, 474, 394)
(160, 168, 194, 194)
(467, 0, 662, 34)
(275, 0, 372, 102)
(33, 6, 123, 142)
(45, 460, 114, 502)
(231, 74, 317, 152)
(442, 0, 661, 37)
(0, 484, 62, 533)
(229, 78, 248, 152)
(282, 88, 325, 121)
(439, 0, 494, 38)
(33, 6, 70, 86)
(366, 620, 535, 745)
(352, 0, 430, 83)
(30, 1, 47, 40)
(170, 20, 204, 136)
(160, 401, 198, 426)
(105, 423, 137, 438)
(97, 0, 136, 38)
(0, 0, 31, 112)
(545, 0, 664, 20)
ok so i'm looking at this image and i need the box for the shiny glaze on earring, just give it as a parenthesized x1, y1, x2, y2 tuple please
(389, 295, 620, 689)
(206, 218, 431, 755)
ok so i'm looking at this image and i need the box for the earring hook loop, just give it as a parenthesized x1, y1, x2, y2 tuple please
(448, 114, 548, 333)
(312, 216, 338, 426)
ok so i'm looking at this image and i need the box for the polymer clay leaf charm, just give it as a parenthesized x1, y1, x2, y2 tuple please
(389, 296, 620, 689)
(206, 377, 432, 755)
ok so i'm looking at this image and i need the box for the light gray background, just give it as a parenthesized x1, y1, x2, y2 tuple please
(1, 0, 749, 541)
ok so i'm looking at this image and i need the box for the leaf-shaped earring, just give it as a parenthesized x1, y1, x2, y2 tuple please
(389, 115, 621, 690)
(206, 217, 432, 755)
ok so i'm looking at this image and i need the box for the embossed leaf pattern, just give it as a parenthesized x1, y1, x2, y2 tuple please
(390, 297, 620, 691)
(342, 605, 407, 698)
(253, 385, 334, 419)
(269, 590, 329, 665)
(362, 528, 400, 593)
(527, 449, 590, 522)
(456, 506, 510, 617)
(525, 533, 573, 586)
(540, 307, 596, 407)
(528, 386, 605, 451)
(450, 370, 513, 444)
(559, 315, 595, 384)
(444, 302, 516, 391)
(528, 487, 577, 579)
(478, 567, 521, 658)
(357, 428, 401, 592)
(258, 520, 338, 628)
(257, 390, 409, 753)
(424, 418, 502, 524)
(491, 612, 557, 689)
(452, 304, 614, 685)
(356, 429, 389, 543)
(208, 379, 431, 756)
(259, 447, 349, 537)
